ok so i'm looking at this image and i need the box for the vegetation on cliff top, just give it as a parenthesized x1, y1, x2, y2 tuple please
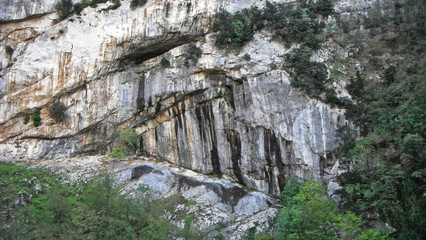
(55, 0, 121, 20)
(213, 0, 339, 104)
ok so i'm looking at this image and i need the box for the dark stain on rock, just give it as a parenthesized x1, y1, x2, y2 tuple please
(155, 102, 161, 113)
(211, 145, 221, 177)
(148, 96, 153, 108)
(205, 103, 221, 177)
(186, 2, 191, 14)
(165, 2, 170, 18)
(176, 175, 247, 210)
(131, 165, 154, 180)
(319, 155, 326, 176)
(190, 103, 222, 177)
(137, 77, 145, 111)
(227, 130, 244, 185)
(263, 129, 285, 193)
(194, 107, 204, 142)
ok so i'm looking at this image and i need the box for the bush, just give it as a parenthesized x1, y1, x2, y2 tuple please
(161, 57, 170, 67)
(119, 128, 140, 153)
(5, 45, 14, 56)
(263, 2, 323, 50)
(284, 47, 328, 97)
(130, 0, 147, 10)
(55, 0, 73, 20)
(110, 147, 125, 159)
(243, 53, 251, 61)
(276, 178, 388, 240)
(31, 109, 41, 127)
(346, 71, 364, 99)
(49, 102, 67, 122)
(383, 66, 396, 84)
(24, 116, 30, 124)
(1, 165, 198, 239)
(212, 1, 332, 51)
(183, 43, 202, 65)
(213, 6, 263, 50)
(306, 0, 334, 17)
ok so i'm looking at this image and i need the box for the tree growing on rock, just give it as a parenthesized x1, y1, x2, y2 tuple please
(55, 0, 73, 20)
(49, 102, 67, 123)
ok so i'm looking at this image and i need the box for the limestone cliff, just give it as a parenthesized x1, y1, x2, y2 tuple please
(0, 0, 408, 237)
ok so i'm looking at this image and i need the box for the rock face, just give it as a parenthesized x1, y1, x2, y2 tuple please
(0, 0, 57, 22)
(0, 0, 404, 237)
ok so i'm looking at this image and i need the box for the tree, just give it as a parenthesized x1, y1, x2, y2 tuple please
(49, 102, 67, 122)
(55, 0, 73, 20)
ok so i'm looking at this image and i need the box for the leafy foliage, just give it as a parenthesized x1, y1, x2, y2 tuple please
(263, 2, 323, 50)
(275, 178, 387, 240)
(305, 0, 334, 17)
(109, 147, 126, 159)
(213, 1, 331, 51)
(213, 6, 263, 50)
(183, 43, 202, 66)
(49, 102, 67, 122)
(24, 115, 30, 124)
(161, 57, 170, 67)
(0, 164, 199, 239)
(337, 8, 426, 237)
(212, 1, 338, 103)
(130, 0, 148, 10)
(5, 45, 14, 56)
(31, 109, 41, 127)
(55, 0, 73, 19)
(110, 128, 140, 158)
(284, 46, 329, 98)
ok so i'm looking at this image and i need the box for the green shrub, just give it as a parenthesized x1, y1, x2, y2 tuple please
(213, 6, 263, 50)
(346, 71, 364, 99)
(263, 2, 323, 50)
(284, 47, 328, 97)
(183, 43, 202, 65)
(306, 0, 334, 17)
(383, 66, 396, 84)
(338, 52, 426, 238)
(49, 102, 67, 122)
(110, 147, 126, 159)
(24, 115, 30, 124)
(119, 128, 140, 153)
(5, 45, 14, 56)
(213, 1, 332, 51)
(130, 0, 147, 10)
(243, 53, 251, 61)
(1, 165, 198, 239)
(55, 0, 73, 19)
(73, 2, 85, 15)
(276, 178, 388, 240)
(31, 109, 41, 127)
(161, 57, 170, 67)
